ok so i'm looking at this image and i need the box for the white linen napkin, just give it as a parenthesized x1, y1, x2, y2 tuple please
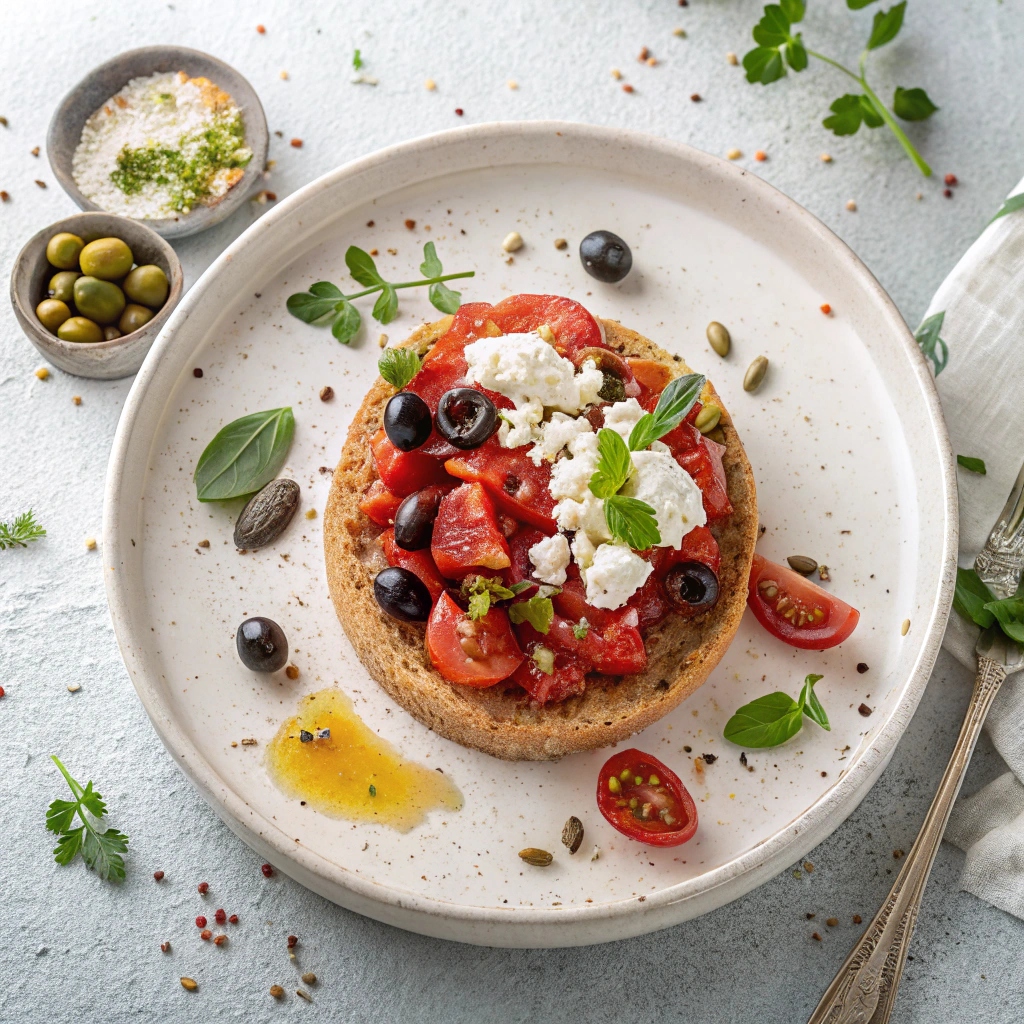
(922, 175, 1024, 920)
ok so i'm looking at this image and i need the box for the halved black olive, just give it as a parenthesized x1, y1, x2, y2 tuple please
(236, 616, 289, 672)
(384, 392, 432, 452)
(394, 487, 445, 550)
(664, 562, 720, 612)
(579, 230, 633, 283)
(374, 566, 432, 621)
(436, 388, 498, 449)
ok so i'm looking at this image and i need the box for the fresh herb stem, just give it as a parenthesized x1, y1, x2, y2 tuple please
(343, 270, 475, 301)
(804, 49, 859, 82)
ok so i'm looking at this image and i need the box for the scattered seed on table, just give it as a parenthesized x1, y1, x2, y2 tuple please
(301, 972, 317, 985)
(0, 191, 9, 201)
(502, 231, 523, 252)
(196, 916, 207, 928)
(0, 687, 5, 698)
(845, 199, 857, 211)
(859, 703, 872, 717)
(198, 539, 210, 548)
(726, 148, 741, 160)
(270, 985, 284, 998)
(35, 367, 49, 380)
(200, 929, 212, 940)
(818, 564, 831, 581)
(262, 864, 274, 877)
(253, 189, 277, 204)
(404, 219, 416, 230)
(505, 256, 514, 265)
(153, 870, 165, 881)
(193, 367, 203, 378)
(180, 977, 198, 991)
(229, 914, 238, 924)
(944, 173, 958, 186)
(755, 150, 767, 161)
(161, 941, 171, 952)
(67, 682, 81, 692)
(280, 71, 289, 80)
(820, 153, 833, 163)
(611, 69, 622, 80)
(893, 849, 904, 859)
(826, 917, 839, 927)
(85, 538, 97, 551)
(743, 355, 769, 392)
(454, 108, 464, 116)
(0, 117, 7, 126)
(901, 618, 911, 636)
(646, 57, 658, 67)
(812, 932, 822, 942)
(290, 138, 303, 148)
(804, 861, 814, 872)
(674, 28, 687, 38)
(215, 909, 226, 924)
(378, 333, 388, 348)
(425, 78, 436, 91)
(256, 23, 265, 33)
(554, 237, 568, 250)
(297, 989, 312, 1002)
(319, 385, 334, 402)
(72, 395, 82, 406)
(35, 180, 46, 188)
(241, 737, 257, 746)
(305, 507, 318, 520)
(622, 84, 634, 94)
(690, 93, 701, 102)
(287, 934, 299, 949)
(197, 882, 209, 895)
(944, 188, 953, 199)
(726, 51, 738, 64)
(285, 664, 300, 679)
(820, 303, 831, 315)
(562, 816, 585, 854)
(519, 848, 553, 866)
(638, 47, 650, 62)
(706, 321, 730, 357)
(853, 914, 863, 924)
(508, 80, 518, 90)
(787, 555, 818, 576)
(31, 146, 39, 157)
(214, 934, 228, 946)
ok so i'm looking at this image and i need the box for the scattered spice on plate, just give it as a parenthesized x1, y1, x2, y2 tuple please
(519, 848, 553, 866)
(943, 188, 953, 199)
(856, 662, 869, 674)
(296, 989, 313, 1003)
(193, 367, 203, 378)
(197, 881, 209, 894)
(826, 917, 839, 926)
(820, 153, 833, 163)
(241, 737, 258, 746)
(213, 934, 228, 946)
(67, 682, 81, 693)
(454, 108, 464, 116)
(319, 385, 334, 402)
(153, 869, 165, 881)
(285, 664, 300, 679)
(262, 863, 274, 877)
(31, 146, 39, 157)
(701, 752, 717, 765)
(256, 24, 266, 33)
(85, 538, 97, 551)
(853, 914, 863, 924)
(0, 191, 9, 201)
(35, 367, 49, 380)
(554, 237, 568, 250)
(35, 180, 46, 188)
(611, 69, 622, 80)
(508, 80, 519, 90)
(287, 934, 299, 949)
(301, 972, 317, 985)
(198, 539, 210, 548)
(820, 303, 832, 315)
(621, 84, 635, 94)
(280, 71, 289, 81)
(726, 148, 741, 160)
(901, 618, 911, 636)
(690, 93, 702, 102)
(803, 861, 814, 872)
(304, 509, 317, 520)
(270, 985, 284, 998)
(818, 564, 831, 581)
(161, 941, 171, 952)
(502, 231, 523, 252)
(290, 138, 303, 148)
(755, 150, 767, 161)
(858, 703, 872, 716)
(200, 929, 212, 940)
(812, 932, 822, 941)
(893, 849, 904, 859)
(425, 78, 436, 91)
(72, 395, 82, 405)
(253, 189, 277, 204)
(944, 173, 958, 186)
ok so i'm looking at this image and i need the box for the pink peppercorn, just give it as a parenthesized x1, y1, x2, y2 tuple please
(196, 916, 207, 928)
(944, 188, 953, 198)
(229, 914, 239, 925)
(215, 908, 227, 924)
(200, 929, 212, 941)
(261, 864, 274, 878)
(0, 686, 6, 698)
(287, 935, 298, 949)
(197, 882, 209, 894)
(454, 108, 463, 116)
(944, 173, 958, 187)
(153, 870, 165, 881)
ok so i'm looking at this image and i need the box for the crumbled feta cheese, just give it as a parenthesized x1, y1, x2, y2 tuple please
(582, 543, 653, 609)
(622, 450, 707, 549)
(465, 333, 583, 414)
(571, 530, 598, 569)
(498, 400, 544, 449)
(529, 412, 594, 465)
(576, 359, 606, 407)
(554, 494, 612, 543)
(528, 533, 571, 585)
(602, 397, 646, 444)
(549, 432, 600, 502)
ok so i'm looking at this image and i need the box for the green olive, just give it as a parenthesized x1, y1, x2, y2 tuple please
(123, 264, 169, 308)
(73, 276, 126, 325)
(57, 316, 104, 343)
(46, 232, 85, 270)
(119, 303, 154, 334)
(79, 237, 134, 280)
(103, 325, 123, 341)
(48, 270, 81, 303)
(36, 298, 72, 332)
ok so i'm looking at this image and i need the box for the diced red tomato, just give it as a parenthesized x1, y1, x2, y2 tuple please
(597, 749, 698, 847)
(513, 608, 647, 676)
(503, 527, 551, 589)
(379, 528, 447, 603)
(510, 646, 588, 703)
(426, 592, 523, 686)
(431, 483, 511, 578)
(669, 426, 733, 520)
(359, 479, 404, 527)
(370, 428, 450, 497)
(489, 294, 604, 360)
(747, 553, 860, 650)
(627, 358, 675, 409)
(445, 439, 557, 533)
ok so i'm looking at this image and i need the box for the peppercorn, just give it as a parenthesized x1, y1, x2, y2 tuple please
(214, 908, 226, 924)
(256, 24, 266, 33)
(153, 870, 165, 881)
(944, 173, 958, 187)
(229, 914, 239, 924)
(193, 367, 203, 378)
(287, 935, 298, 949)
(454, 108, 463, 116)
(261, 863, 274, 877)
(200, 929, 212, 941)
(197, 882, 209, 894)
(196, 916, 207, 928)
(943, 188, 953, 198)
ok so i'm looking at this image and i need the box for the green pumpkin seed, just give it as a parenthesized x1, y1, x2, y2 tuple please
(518, 847, 553, 867)
(706, 321, 731, 357)
(743, 355, 769, 392)
(695, 404, 722, 434)
(561, 816, 584, 854)
(787, 555, 818, 576)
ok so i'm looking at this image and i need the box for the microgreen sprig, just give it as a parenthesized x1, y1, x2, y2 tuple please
(743, 1, 938, 177)
(287, 243, 475, 344)
(46, 756, 129, 882)
(0, 509, 46, 550)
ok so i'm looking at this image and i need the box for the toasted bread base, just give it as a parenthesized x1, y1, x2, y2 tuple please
(323, 317, 758, 761)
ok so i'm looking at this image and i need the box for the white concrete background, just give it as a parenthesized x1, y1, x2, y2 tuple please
(1, 1, 1022, 1021)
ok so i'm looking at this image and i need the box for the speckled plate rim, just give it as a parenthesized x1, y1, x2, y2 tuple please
(104, 121, 957, 947)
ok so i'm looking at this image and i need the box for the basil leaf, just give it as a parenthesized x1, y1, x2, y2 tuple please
(194, 408, 295, 502)
(866, 2, 905, 50)
(420, 241, 443, 279)
(752, 5, 792, 46)
(956, 455, 986, 475)
(893, 86, 938, 122)
(953, 567, 996, 629)
(346, 245, 384, 288)
(984, 596, 1024, 644)
(373, 283, 399, 324)
(914, 311, 948, 376)
(309, 281, 344, 299)
(743, 45, 786, 85)
(603, 495, 661, 550)
(509, 595, 555, 634)
(798, 674, 830, 730)
(286, 291, 340, 323)
(332, 299, 361, 344)
(992, 193, 1024, 224)
(429, 281, 461, 314)
(628, 373, 705, 451)
(589, 428, 633, 499)
(378, 348, 422, 389)
(723, 692, 803, 748)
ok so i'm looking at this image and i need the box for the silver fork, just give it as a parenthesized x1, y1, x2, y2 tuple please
(808, 459, 1024, 1024)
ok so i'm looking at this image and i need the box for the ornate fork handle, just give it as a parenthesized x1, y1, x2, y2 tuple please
(807, 656, 1007, 1024)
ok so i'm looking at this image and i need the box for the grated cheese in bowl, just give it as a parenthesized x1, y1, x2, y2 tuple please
(71, 71, 252, 220)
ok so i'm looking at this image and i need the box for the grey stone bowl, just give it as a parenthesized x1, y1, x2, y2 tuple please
(11, 211, 184, 379)
(47, 46, 269, 239)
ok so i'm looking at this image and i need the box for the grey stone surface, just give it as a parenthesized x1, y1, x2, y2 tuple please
(2, 1, 1022, 1021)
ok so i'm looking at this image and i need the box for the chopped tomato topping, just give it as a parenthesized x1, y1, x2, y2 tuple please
(426, 591, 523, 686)
(359, 479, 404, 527)
(379, 528, 447, 602)
(510, 646, 588, 703)
(627, 358, 675, 408)
(489, 294, 604, 360)
(370, 428, 450, 497)
(431, 483, 511, 578)
(513, 608, 647, 677)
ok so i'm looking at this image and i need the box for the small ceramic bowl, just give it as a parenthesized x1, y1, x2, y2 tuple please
(47, 46, 269, 239)
(11, 211, 183, 379)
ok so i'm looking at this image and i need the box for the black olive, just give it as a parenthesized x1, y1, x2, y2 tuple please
(394, 488, 445, 550)
(664, 562, 720, 612)
(579, 230, 633, 283)
(383, 392, 432, 452)
(236, 616, 289, 672)
(374, 566, 433, 622)
(435, 388, 498, 449)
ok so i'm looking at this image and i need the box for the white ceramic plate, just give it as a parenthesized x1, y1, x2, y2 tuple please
(104, 122, 956, 948)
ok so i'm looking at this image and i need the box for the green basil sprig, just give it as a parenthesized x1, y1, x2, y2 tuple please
(723, 674, 829, 748)
(954, 568, 1024, 644)
(287, 243, 474, 344)
(628, 373, 706, 453)
(956, 455, 986, 475)
(194, 407, 294, 502)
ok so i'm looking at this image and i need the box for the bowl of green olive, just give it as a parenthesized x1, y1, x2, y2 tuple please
(10, 211, 183, 379)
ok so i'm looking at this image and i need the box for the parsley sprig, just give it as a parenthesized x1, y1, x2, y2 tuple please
(723, 674, 829, 748)
(462, 576, 531, 620)
(0, 510, 46, 550)
(46, 756, 129, 882)
(287, 243, 475, 344)
(743, 1, 938, 177)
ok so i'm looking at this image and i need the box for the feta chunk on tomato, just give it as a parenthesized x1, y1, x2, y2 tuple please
(622, 449, 707, 550)
(527, 533, 571, 586)
(582, 543, 654, 610)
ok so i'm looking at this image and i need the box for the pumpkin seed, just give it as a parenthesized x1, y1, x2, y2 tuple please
(518, 847, 553, 867)
(695, 404, 721, 434)
(787, 555, 818, 576)
(706, 321, 731, 357)
(743, 355, 769, 392)
(233, 478, 300, 549)
(561, 816, 584, 854)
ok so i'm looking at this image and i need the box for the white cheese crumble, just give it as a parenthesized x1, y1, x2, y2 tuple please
(528, 412, 594, 466)
(528, 533, 571, 586)
(622, 450, 707, 550)
(602, 397, 647, 444)
(582, 544, 654, 609)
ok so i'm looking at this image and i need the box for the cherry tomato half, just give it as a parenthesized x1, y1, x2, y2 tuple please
(596, 749, 698, 847)
(747, 553, 860, 650)
(426, 591, 524, 686)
